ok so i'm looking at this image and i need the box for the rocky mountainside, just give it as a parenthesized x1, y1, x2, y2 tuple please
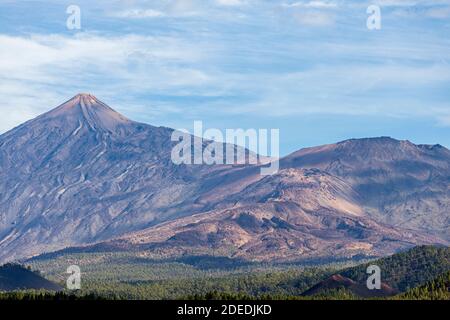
(0, 94, 258, 262)
(0, 94, 449, 263)
(103, 167, 446, 262)
(282, 137, 450, 238)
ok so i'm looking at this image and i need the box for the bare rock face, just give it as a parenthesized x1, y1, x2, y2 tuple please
(0, 94, 240, 262)
(282, 137, 450, 239)
(0, 95, 449, 263)
(110, 167, 445, 262)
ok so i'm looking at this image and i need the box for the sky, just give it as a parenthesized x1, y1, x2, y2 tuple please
(0, 0, 449, 156)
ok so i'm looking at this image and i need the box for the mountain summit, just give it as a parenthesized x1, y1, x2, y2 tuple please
(0, 95, 249, 262)
(0, 95, 449, 263)
(35, 93, 131, 133)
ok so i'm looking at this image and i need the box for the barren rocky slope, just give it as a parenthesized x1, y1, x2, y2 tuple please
(0, 94, 448, 263)
(103, 168, 445, 262)
(0, 94, 259, 262)
(282, 137, 450, 238)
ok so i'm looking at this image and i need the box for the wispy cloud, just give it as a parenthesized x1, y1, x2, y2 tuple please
(282, 1, 338, 8)
(0, 32, 216, 131)
(292, 10, 336, 26)
(113, 9, 166, 19)
(281, 1, 338, 26)
(215, 0, 247, 6)
(425, 6, 450, 18)
(0, 0, 449, 151)
(108, 0, 248, 20)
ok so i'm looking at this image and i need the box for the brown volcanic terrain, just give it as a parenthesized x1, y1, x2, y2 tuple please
(0, 94, 261, 262)
(108, 167, 446, 262)
(282, 137, 450, 238)
(0, 94, 449, 263)
(300, 274, 397, 298)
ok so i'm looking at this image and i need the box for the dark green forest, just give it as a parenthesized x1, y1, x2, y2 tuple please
(395, 270, 450, 300)
(1, 245, 448, 300)
(341, 245, 450, 291)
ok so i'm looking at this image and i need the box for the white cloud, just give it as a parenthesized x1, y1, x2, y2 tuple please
(0, 33, 206, 75)
(215, 0, 246, 6)
(1, 0, 450, 134)
(293, 10, 335, 26)
(113, 9, 165, 19)
(1, 30, 449, 133)
(437, 115, 450, 126)
(108, 0, 207, 19)
(109, 0, 250, 20)
(426, 6, 450, 18)
(373, 0, 419, 7)
(0, 33, 215, 132)
(213, 63, 450, 123)
(283, 1, 338, 8)
(281, 1, 337, 26)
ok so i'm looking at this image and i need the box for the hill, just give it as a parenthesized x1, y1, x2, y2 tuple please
(0, 263, 61, 292)
(301, 274, 396, 298)
(300, 245, 450, 297)
(396, 270, 450, 300)
(340, 245, 450, 291)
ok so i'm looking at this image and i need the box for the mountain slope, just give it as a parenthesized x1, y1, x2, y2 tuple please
(0, 264, 61, 291)
(91, 168, 444, 262)
(396, 270, 450, 300)
(0, 94, 260, 262)
(282, 137, 450, 238)
(0, 94, 449, 263)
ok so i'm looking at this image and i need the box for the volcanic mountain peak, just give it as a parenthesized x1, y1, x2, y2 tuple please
(0, 94, 449, 264)
(338, 136, 416, 149)
(71, 93, 106, 109)
(51, 93, 128, 118)
(340, 136, 401, 144)
(26, 93, 133, 135)
(334, 137, 450, 158)
(284, 136, 450, 168)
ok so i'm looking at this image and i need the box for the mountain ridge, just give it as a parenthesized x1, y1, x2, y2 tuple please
(0, 94, 449, 263)
(0, 94, 262, 262)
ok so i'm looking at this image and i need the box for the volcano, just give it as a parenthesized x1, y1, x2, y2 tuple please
(0, 94, 448, 263)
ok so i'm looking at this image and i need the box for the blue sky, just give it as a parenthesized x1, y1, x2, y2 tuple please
(0, 0, 449, 155)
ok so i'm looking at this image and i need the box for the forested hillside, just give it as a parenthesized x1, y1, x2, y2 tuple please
(395, 271, 450, 300)
(340, 246, 450, 291)
(23, 246, 449, 300)
(0, 264, 61, 292)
